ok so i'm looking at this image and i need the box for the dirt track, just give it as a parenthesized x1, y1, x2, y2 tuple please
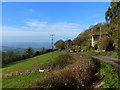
(80, 53, 120, 76)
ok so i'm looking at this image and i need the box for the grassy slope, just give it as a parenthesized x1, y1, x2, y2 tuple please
(2, 51, 63, 74)
(2, 51, 63, 88)
(93, 58, 120, 88)
(3, 52, 119, 88)
(98, 60, 120, 88)
(82, 50, 108, 56)
(2, 73, 47, 88)
(83, 50, 120, 59)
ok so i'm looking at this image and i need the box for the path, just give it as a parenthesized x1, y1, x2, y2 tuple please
(80, 53, 120, 76)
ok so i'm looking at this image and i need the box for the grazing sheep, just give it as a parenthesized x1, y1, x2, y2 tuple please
(39, 69, 44, 72)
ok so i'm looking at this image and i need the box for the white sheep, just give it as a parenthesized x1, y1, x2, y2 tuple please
(38, 69, 45, 72)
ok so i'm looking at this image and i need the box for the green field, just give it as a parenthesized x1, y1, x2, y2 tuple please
(2, 51, 63, 74)
(2, 72, 47, 88)
(2, 51, 63, 88)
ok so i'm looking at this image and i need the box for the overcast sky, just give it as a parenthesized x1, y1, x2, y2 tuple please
(2, 2, 110, 42)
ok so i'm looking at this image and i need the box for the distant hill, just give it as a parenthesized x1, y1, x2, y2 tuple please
(1, 42, 54, 53)
(2, 42, 52, 50)
(1, 46, 25, 52)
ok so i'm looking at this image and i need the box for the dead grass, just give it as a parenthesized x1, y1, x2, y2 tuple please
(30, 53, 97, 89)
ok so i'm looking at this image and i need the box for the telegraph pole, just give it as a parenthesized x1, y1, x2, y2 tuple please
(50, 34, 55, 59)
(99, 24, 102, 52)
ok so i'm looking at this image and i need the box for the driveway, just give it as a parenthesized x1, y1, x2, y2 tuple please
(80, 53, 120, 76)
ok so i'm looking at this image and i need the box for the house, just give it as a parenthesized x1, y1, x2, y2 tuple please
(91, 35, 100, 47)
(91, 34, 111, 50)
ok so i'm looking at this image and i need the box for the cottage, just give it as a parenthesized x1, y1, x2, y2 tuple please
(91, 34, 111, 51)
(91, 35, 100, 47)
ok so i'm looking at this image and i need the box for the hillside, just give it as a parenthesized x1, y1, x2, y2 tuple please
(2, 51, 63, 88)
(2, 51, 119, 88)
(2, 51, 63, 74)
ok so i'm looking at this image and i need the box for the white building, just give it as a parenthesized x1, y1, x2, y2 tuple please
(91, 35, 100, 47)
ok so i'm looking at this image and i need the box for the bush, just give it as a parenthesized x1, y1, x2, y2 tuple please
(34, 51, 40, 56)
(31, 53, 97, 88)
(46, 53, 74, 70)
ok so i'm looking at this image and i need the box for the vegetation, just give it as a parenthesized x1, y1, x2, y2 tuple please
(2, 51, 119, 88)
(44, 53, 74, 70)
(2, 47, 56, 66)
(105, 1, 120, 57)
(30, 53, 97, 89)
(83, 50, 108, 56)
(54, 39, 73, 50)
(54, 1, 120, 59)
(2, 51, 63, 75)
(54, 40, 65, 50)
(101, 35, 113, 51)
(64, 40, 73, 49)
(2, 72, 47, 88)
(93, 58, 120, 88)
(25, 48, 34, 58)
(2, 51, 63, 88)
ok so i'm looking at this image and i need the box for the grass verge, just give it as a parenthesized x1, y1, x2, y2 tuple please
(83, 50, 108, 56)
(92, 58, 120, 88)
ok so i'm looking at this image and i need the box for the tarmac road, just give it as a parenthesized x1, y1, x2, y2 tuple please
(80, 53, 120, 76)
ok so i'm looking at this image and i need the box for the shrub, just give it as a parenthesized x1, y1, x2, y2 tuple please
(45, 53, 74, 70)
(31, 54, 97, 89)
(34, 51, 40, 56)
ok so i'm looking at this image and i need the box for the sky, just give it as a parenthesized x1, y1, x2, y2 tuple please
(2, 2, 110, 43)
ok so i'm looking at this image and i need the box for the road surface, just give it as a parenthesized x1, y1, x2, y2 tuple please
(80, 53, 120, 76)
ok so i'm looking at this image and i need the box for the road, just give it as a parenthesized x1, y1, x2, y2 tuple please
(80, 53, 120, 76)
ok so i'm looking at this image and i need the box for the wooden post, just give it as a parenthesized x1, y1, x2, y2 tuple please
(99, 24, 102, 52)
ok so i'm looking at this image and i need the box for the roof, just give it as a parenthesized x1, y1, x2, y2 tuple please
(92, 35, 100, 38)
(92, 34, 110, 39)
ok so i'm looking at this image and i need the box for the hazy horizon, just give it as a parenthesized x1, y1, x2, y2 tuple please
(2, 42, 53, 49)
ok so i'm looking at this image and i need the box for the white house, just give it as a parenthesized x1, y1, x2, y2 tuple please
(91, 35, 100, 47)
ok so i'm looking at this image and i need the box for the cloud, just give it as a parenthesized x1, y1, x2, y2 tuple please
(2, 19, 90, 42)
(25, 19, 48, 27)
(23, 19, 89, 32)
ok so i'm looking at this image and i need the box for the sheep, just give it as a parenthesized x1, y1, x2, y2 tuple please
(38, 69, 44, 72)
